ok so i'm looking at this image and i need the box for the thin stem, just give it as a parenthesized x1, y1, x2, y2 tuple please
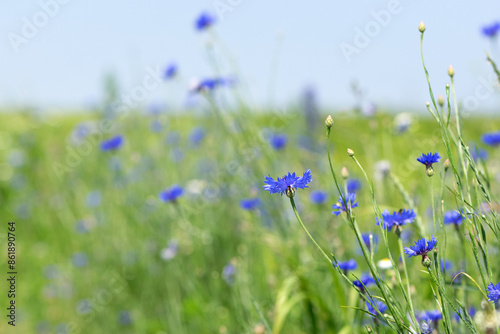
(289, 197, 331, 263)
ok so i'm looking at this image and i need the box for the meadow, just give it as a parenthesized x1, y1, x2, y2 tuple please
(1, 17, 500, 334)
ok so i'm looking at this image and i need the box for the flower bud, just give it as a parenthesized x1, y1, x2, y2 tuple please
(438, 95, 444, 107)
(286, 186, 295, 198)
(325, 115, 333, 128)
(444, 159, 451, 170)
(418, 21, 426, 33)
(448, 65, 455, 78)
(426, 166, 435, 177)
(341, 167, 349, 179)
(347, 148, 355, 157)
(422, 255, 432, 268)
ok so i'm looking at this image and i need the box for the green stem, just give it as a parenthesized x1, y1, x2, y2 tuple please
(289, 197, 331, 263)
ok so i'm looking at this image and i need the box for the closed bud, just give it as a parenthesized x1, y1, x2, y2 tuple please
(347, 148, 355, 157)
(448, 65, 455, 78)
(438, 95, 444, 107)
(422, 255, 432, 268)
(341, 167, 349, 179)
(444, 159, 451, 170)
(325, 115, 333, 128)
(426, 166, 435, 177)
(418, 21, 426, 33)
(286, 186, 295, 198)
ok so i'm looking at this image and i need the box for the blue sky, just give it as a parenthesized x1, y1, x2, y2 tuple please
(1, 0, 500, 113)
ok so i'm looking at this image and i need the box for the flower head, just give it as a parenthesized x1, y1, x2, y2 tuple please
(362, 233, 379, 252)
(481, 131, 500, 147)
(353, 274, 376, 291)
(332, 193, 358, 216)
(443, 210, 463, 226)
(417, 152, 441, 168)
(159, 185, 183, 203)
(240, 198, 260, 210)
(164, 63, 177, 79)
(486, 282, 500, 302)
(376, 209, 416, 230)
(263, 169, 312, 196)
(189, 127, 206, 146)
(333, 259, 357, 272)
(309, 190, 327, 205)
(222, 260, 237, 285)
(404, 236, 437, 258)
(269, 133, 287, 150)
(469, 144, 488, 161)
(100, 135, 124, 151)
(482, 21, 500, 38)
(418, 310, 442, 322)
(195, 11, 216, 31)
(347, 179, 362, 193)
(366, 297, 387, 315)
(191, 77, 234, 93)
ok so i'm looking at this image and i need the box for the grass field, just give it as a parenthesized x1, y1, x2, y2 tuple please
(0, 102, 499, 333)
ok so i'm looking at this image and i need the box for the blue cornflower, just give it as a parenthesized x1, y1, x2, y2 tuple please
(362, 233, 379, 252)
(353, 274, 376, 291)
(222, 261, 236, 285)
(159, 185, 183, 203)
(269, 133, 288, 150)
(454, 307, 476, 322)
(443, 210, 463, 226)
(469, 144, 488, 161)
(189, 127, 206, 146)
(100, 135, 124, 151)
(347, 179, 362, 193)
(164, 63, 177, 79)
(366, 297, 388, 315)
(309, 190, 327, 204)
(331, 193, 358, 216)
(333, 259, 357, 272)
(417, 152, 440, 168)
(440, 259, 452, 272)
(482, 21, 500, 38)
(419, 310, 442, 322)
(240, 198, 260, 210)
(481, 131, 500, 147)
(263, 169, 312, 197)
(404, 237, 437, 267)
(376, 209, 416, 230)
(195, 11, 216, 31)
(486, 282, 500, 302)
(192, 77, 234, 93)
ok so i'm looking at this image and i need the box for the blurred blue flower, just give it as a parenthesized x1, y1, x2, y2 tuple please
(44, 265, 60, 280)
(332, 193, 358, 216)
(76, 299, 92, 315)
(487, 282, 500, 302)
(189, 127, 206, 146)
(240, 198, 261, 210)
(100, 135, 124, 151)
(170, 148, 184, 163)
(150, 119, 163, 133)
(166, 132, 181, 146)
(160, 240, 178, 261)
(362, 233, 379, 252)
(86, 190, 102, 208)
(440, 259, 452, 272)
(404, 236, 437, 258)
(118, 310, 133, 326)
(469, 144, 488, 161)
(222, 261, 236, 285)
(376, 209, 416, 230)
(419, 310, 442, 322)
(192, 77, 234, 93)
(454, 307, 476, 322)
(195, 11, 216, 31)
(333, 259, 357, 272)
(353, 274, 376, 291)
(443, 210, 463, 226)
(482, 21, 500, 38)
(159, 185, 183, 203)
(366, 297, 387, 315)
(263, 169, 312, 196)
(481, 131, 500, 147)
(72, 252, 89, 268)
(164, 62, 177, 79)
(309, 190, 327, 205)
(417, 152, 440, 168)
(269, 133, 288, 150)
(346, 179, 362, 193)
